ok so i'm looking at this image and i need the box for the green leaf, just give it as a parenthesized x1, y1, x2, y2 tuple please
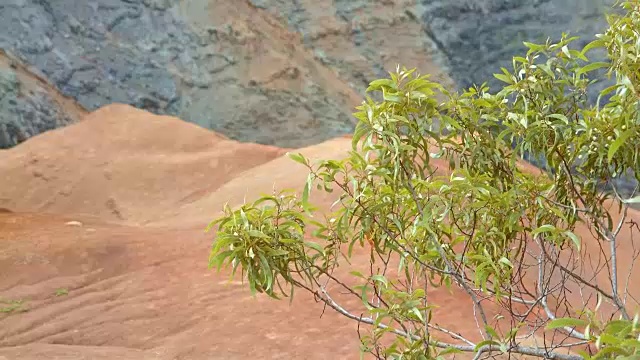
(266, 248, 289, 257)
(410, 307, 424, 322)
(287, 152, 308, 166)
(547, 113, 569, 124)
(485, 325, 499, 339)
(367, 78, 396, 92)
(532, 224, 556, 236)
(494, 73, 513, 84)
(209, 250, 234, 271)
(619, 339, 640, 349)
(570, 49, 588, 61)
(304, 241, 324, 254)
(439, 347, 462, 356)
(621, 75, 636, 94)
(600, 84, 620, 97)
(598, 333, 622, 345)
(565, 231, 581, 251)
(576, 62, 610, 76)
(371, 274, 389, 288)
(523, 41, 545, 54)
(513, 56, 528, 64)
(383, 90, 403, 103)
(592, 345, 628, 358)
(545, 317, 588, 330)
(498, 257, 513, 268)
(582, 39, 605, 55)
(360, 284, 372, 310)
(608, 128, 633, 162)
(474, 339, 500, 351)
(352, 121, 369, 150)
(247, 230, 270, 239)
(257, 253, 273, 291)
(239, 208, 249, 227)
(302, 174, 312, 211)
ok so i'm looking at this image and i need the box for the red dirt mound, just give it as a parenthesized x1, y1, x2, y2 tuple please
(0, 104, 287, 225)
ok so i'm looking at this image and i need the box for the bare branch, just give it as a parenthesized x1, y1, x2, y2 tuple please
(429, 323, 475, 347)
(536, 240, 588, 341)
(556, 154, 631, 320)
(608, 203, 630, 320)
(313, 286, 582, 360)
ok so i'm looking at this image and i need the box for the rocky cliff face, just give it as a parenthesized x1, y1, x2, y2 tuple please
(0, 0, 618, 149)
(0, 49, 86, 148)
(420, 0, 617, 97)
(246, 0, 453, 94)
(0, 0, 379, 148)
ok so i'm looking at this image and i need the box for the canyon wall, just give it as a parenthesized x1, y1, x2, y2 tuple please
(1, 0, 615, 149)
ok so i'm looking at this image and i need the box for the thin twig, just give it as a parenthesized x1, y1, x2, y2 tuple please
(536, 241, 588, 341)
(313, 286, 582, 360)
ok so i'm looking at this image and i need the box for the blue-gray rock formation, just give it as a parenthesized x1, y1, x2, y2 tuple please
(419, 0, 617, 97)
(0, 0, 622, 150)
(0, 0, 365, 149)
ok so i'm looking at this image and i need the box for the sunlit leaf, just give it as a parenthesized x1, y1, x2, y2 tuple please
(546, 317, 588, 330)
(608, 128, 634, 162)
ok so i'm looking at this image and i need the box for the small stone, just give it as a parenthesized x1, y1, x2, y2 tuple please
(65, 221, 83, 227)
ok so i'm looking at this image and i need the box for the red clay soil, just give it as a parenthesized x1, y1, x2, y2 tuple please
(0, 105, 288, 226)
(1, 105, 639, 359)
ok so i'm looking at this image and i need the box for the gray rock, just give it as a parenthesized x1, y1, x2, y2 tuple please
(418, 0, 617, 98)
(0, 69, 25, 148)
(0, 65, 78, 148)
(0, 0, 359, 148)
(0, 0, 183, 114)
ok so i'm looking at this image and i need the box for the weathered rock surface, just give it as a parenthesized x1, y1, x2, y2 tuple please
(247, 0, 453, 95)
(0, 0, 461, 149)
(0, 0, 376, 148)
(250, 0, 617, 97)
(419, 0, 617, 97)
(0, 50, 86, 149)
(0, 0, 619, 149)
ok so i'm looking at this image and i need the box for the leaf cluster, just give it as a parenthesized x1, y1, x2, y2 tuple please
(207, 2, 640, 359)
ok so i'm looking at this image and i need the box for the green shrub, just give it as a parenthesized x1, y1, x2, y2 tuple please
(207, 1, 640, 359)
